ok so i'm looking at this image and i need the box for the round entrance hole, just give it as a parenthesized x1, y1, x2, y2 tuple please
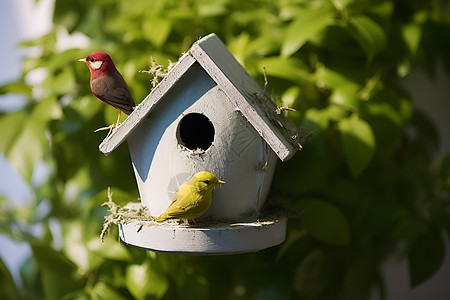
(177, 113, 215, 150)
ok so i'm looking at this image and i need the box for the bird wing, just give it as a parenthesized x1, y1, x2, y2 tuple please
(91, 72, 135, 115)
(163, 186, 211, 219)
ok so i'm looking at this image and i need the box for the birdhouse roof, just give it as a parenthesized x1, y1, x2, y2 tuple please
(99, 33, 300, 161)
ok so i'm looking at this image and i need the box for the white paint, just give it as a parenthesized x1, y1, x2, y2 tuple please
(99, 34, 299, 161)
(119, 203, 287, 255)
(89, 60, 103, 70)
(190, 34, 299, 161)
(97, 34, 299, 223)
(98, 34, 293, 253)
(128, 67, 277, 221)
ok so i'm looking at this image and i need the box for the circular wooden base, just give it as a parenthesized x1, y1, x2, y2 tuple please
(118, 217, 287, 255)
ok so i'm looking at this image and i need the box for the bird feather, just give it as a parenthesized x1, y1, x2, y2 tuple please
(91, 72, 135, 115)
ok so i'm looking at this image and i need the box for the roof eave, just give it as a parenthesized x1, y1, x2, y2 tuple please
(99, 33, 300, 161)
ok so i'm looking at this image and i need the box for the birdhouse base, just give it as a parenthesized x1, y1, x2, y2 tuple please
(118, 211, 287, 255)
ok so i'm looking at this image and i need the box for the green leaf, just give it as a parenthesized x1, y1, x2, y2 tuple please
(324, 178, 360, 207)
(317, 67, 361, 109)
(322, 103, 349, 123)
(332, 0, 354, 10)
(280, 86, 300, 107)
(276, 229, 307, 261)
(178, 274, 209, 300)
(300, 199, 350, 245)
(368, 1, 394, 19)
(429, 203, 450, 238)
(347, 14, 386, 60)
(303, 108, 329, 131)
(16, 98, 60, 179)
(0, 97, 61, 181)
(65, 95, 103, 127)
(0, 257, 20, 300)
(5, 120, 46, 182)
(198, 1, 228, 17)
(91, 282, 128, 300)
(62, 220, 104, 274)
(293, 250, 325, 297)
(87, 236, 132, 262)
(438, 154, 450, 190)
(86, 187, 136, 218)
(260, 56, 311, 82)
(0, 82, 32, 96)
(402, 22, 422, 55)
(53, 0, 86, 32)
(3, 0, 449, 298)
(408, 228, 445, 288)
(31, 244, 83, 300)
(44, 67, 76, 95)
(339, 114, 376, 177)
(340, 257, 376, 300)
(411, 110, 440, 151)
(104, 106, 126, 127)
(126, 263, 169, 300)
(329, 83, 359, 109)
(142, 17, 172, 48)
(281, 6, 335, 57)
(0, 111, 27, 155)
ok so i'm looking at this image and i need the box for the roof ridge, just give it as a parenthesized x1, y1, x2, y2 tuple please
(99, 33, 300, 161)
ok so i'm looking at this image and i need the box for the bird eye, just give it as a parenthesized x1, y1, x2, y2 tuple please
(203, 180, 210, 184)
(89, 57, 95, 62)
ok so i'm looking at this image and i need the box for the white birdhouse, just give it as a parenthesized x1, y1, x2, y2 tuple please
(99, 33, 300, 254)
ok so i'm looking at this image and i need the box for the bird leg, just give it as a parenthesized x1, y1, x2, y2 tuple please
(115, 110, 122, 128)
(93, 111, 122, 137)
(187, 219, 208, 227)
(93, 124, 115, 134)
(188, 219, 208, 227)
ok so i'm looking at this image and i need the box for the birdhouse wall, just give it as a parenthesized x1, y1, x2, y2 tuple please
(127, 63, 277, 221)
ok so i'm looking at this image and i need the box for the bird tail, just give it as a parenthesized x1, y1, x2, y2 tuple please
(155, 213, 168, 223)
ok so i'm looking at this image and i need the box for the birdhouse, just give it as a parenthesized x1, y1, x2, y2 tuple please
(99, 33, 301, 254)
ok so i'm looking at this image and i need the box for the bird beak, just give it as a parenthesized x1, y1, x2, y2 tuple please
(78, 58, 87, 63)
(217, 180, 226, 184)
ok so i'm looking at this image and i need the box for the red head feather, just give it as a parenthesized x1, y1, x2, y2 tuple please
(82, 51, 118, 80)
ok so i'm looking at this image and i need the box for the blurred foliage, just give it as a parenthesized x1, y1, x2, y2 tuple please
(1, 0, 450, 299)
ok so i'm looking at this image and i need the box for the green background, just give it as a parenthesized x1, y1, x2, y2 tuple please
(1, 0, 450, 299)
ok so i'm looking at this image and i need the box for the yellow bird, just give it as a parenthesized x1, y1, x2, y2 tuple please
(156, 172, 226, 224)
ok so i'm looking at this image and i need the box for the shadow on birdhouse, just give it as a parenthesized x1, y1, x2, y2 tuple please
(99, 33, 301, 255)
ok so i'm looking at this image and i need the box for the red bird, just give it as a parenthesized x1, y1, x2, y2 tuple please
(78, 51, 135, 130)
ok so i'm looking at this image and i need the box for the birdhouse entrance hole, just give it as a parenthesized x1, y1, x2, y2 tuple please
(98, 34, 299, 255)
(177, 113, 215, 151)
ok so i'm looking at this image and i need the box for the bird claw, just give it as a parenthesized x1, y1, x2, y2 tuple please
(93, 122, 121, 138)
(188, 219, 197, 226)
(187, 219, 208, 227)
(93, 124, 115, 132)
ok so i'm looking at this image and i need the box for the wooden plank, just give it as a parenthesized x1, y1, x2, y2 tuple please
(191, 34, 298, 161)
